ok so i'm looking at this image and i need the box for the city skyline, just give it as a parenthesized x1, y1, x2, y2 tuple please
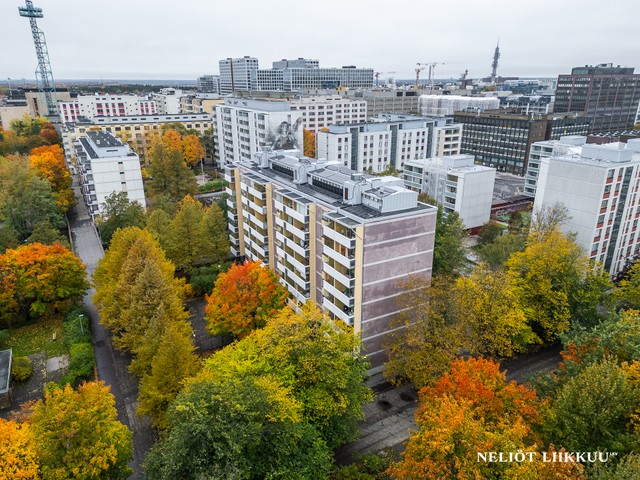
(1, 0, 639, 81)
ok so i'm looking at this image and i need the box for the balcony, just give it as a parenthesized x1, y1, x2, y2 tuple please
(322, 297, 354, 326)
(323, 246, 354, 269)
(323, 281, 354, 308)
(323, 263, 353, 289)
(323, 227, 355, 249)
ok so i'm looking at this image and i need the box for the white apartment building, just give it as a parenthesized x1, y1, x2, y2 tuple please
(289, 95, 367, 131)
(534, 139, 640, 276)
(419, 95, 500, 116)
(215, 98, 303, 165)
(152, 88, 184, 114)
(225, 149, 436, 370)
(524, 136, 587, 197)
(403, 154, 495, 229)
(316, 115, 462, 173)
(73, 131, 145, 218)
(59, 94, 157, 124)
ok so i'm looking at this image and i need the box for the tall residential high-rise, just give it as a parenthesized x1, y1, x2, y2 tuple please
(533, 139, 640, 276)
(225, 149, 436, 369)
(554, 64, 640, 133)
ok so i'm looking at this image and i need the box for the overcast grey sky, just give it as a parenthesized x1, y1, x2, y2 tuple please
(2, 0, 639, 81)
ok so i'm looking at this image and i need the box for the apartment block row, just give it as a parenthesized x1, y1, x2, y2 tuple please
(224, 149, 436, 370)
(59, 94, 157, 124)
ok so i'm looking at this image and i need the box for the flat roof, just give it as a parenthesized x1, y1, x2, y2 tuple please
(86, 131, 122, 147)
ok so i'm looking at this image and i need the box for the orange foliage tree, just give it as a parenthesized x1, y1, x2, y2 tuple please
(0, 242, 88, 327)
(205, 259, 288, 337)
(389, 358, 584, 479)
(303, 129, 316, 158)
(29, 144, 74, 211)
(181, 133, 205, 166)
(0, 418, 40, 480)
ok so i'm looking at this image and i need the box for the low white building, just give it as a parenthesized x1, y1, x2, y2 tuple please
(317, 115, 462, 173)
(73, 131, 146, 218)
(59, 94, 156, 124)
(419, 95, 500, 116)
(403, 154, 495, 229)
(534, 139, 640, 276)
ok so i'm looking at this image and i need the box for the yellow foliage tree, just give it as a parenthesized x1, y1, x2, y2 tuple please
(0, 418, 40, 480)
(29, 145, 74, 211)
(181, 133, 205, 166)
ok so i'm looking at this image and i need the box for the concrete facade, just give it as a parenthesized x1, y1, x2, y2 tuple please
(59, 94, 157, 124)
(225, 149, 436, 370)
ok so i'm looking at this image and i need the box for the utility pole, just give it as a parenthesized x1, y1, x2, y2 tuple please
(18, 0, 58, 117)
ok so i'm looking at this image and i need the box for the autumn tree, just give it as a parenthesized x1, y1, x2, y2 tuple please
(384, 275, 463, 388)
(30, 382, 132, 480)
(0, 243, 88, 328)
(205, 259, 288, 337)
(146, 131, 197, 202)
(146, 195, 229, 271)
(303, 129, 317, 158)
(388, 358, 570, 480)
(95, 191, 146, 246)
(505, 227, 604, 341)
(144, 377, 332, 480)
(454, 264, 538, 357)
(202, 302, 372, 448)
(617, 261, 640, 308)
(181, 133, 205, 166)
(0, 418, 40, 480)
(0, 115, 58, 155)
(137, 321, 200, 429)
(477, 231, 527, 269)
(432, 208, 467, 277)
(29, 145, 74, 211)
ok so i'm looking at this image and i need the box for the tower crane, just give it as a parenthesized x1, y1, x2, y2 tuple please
(415, 62, 445, 91)
(374, 71, 397, 87)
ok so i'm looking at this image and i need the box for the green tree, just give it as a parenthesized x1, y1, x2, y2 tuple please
(432, 208, 467, 277)
(202, 303, 372, 449)
(96, 191, 147, 246)
(30, 382, 132, 480)
(477, 232, 527, 269)
(0, 157, 64, 244)
(205, 259, 288, 338)
(617, 261, 640, 308)
(137, 321, 200, 429)
(547, 358, 639, 454)
(477, 220, 502, 245)
(144, 377, 332, 480)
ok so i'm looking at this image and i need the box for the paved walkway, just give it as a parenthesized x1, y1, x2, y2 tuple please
(69, 181, 154, 479)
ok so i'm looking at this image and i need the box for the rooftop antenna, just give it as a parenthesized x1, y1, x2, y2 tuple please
(490, 40, 500, 85)
(18, 0, 58, 117)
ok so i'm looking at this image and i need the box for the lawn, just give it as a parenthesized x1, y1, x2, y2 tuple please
(6, 316, 68, 358)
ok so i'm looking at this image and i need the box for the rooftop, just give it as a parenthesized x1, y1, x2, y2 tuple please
(86, 131, 123, 148)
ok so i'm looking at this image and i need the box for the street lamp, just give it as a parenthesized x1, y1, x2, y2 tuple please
(78, 314, 85, 335)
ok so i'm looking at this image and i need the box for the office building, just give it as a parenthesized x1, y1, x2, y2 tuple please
(225, 149, 436, 369)
(554, 64, 640, 133)
(347, 89, 420, 117)
(59, 94, 157, 124)
(500, 94, 555, 115)
(289, 95, 367, 131)
(420, 95, 500, 116)
(219, 56, 259, 94)
(523, 136, 587, 197)
(197, 75, 220, 94)
(317, 115, 462, 173)
(403, 154, 495, 229)
(215, 98, 303, 165)
(62, 113, 213, 165)
(453, 109, 591, 175)
(533, 139, 640, 276)
(73, 131, 145, 218)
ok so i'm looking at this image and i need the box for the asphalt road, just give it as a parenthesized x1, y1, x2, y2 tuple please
(335, 345, 563, 465)
(69, 182, 154, 479)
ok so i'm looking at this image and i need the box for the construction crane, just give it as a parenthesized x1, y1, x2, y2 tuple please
(415, 62, 445, 91)
(374, 71, 397, 87)
(18, 0, 58, 117)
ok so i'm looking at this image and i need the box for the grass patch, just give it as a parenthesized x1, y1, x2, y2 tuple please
(7, 316, 67, 358)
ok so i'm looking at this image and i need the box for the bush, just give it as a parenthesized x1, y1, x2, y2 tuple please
(63, 311, 91, 346)
(0, 329, 8, 348)
(68, 343, 95, 380)
(189, 265, 219, 297)
(11, 356, 33, 382)
(197, 179, 227, 193)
